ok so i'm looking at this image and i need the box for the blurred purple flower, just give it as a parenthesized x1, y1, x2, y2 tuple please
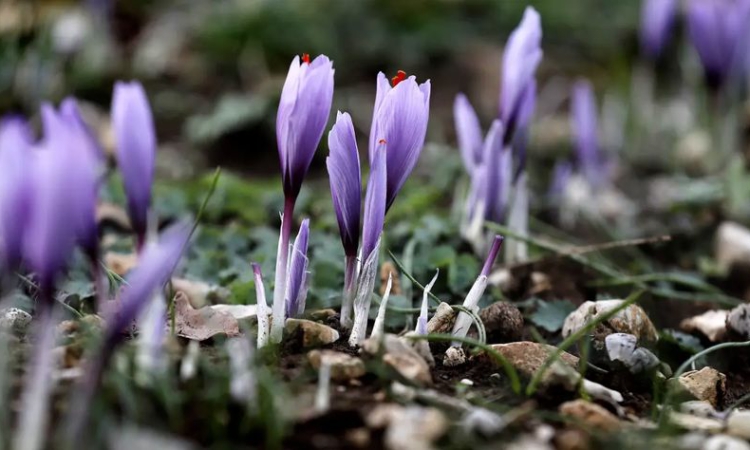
(500, 6, 542, 144)
(640, 0, 678, 59)
(369, 71, 430, 210)
(361, 142, 387, 263)
(454, 93, 483, 173)
(112, 81, 156, 246)
(687, 0, 750, 89)
(285, 219, 310, 318)
(277, 54, 335, 201)
(548, 160, 573, 198)
(326, 112, 361, 258)
(479, 120, 510, 223)
(571, 80, 604, 187)
(0, 117, 33, 269)
(60, 97, 105, 162)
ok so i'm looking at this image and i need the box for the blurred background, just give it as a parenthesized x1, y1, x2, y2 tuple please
(0, 0, 647, 177)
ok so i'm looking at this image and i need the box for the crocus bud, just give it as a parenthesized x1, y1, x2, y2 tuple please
(454, 93, 483, 174)
(369, 71, 430, 210)
(480, 120, 510, 224)
(640, 0, 677, 60)
(326, 111, 361, 257)
(285, 219, 310, 318)
(277, 54, 335, 201)
(686, 0, 750, 90)
(0, 117, 33, 269)
(500, 6, 542, 144)
(571, 80, 603, 187)
(112, 81, 156, 245)
(361, 142, 387, 264)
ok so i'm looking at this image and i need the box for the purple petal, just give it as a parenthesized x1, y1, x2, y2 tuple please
(277, 55, 335, 199)
(548, 160, 573, 198)
(500, 6, 542, 141)
(361, 142, 387, 262)
(285, 219, 310, 318)
(453, 93, 484, 173)
(640, 0, 678, 59)
(105, 221, 190, 347)
(60, 97, 105, 163)
(571, 79, 602, 187)
(0, 116, 33, 268)
(326, 111, 362, 257)
(479, 120, 509, 223)
(112, 81, 156, 237)
(369, 75, 430, 210)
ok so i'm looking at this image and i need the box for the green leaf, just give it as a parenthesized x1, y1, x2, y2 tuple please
(528, 299, 577, 332)
(448, 254, 479, 293)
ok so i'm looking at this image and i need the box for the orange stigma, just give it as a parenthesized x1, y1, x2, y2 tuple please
(301, 53, 311, 64)
(378, 139, 387, 144)
(391, 70, 407, 86)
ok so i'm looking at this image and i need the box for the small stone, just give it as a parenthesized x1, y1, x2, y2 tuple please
(307, 350, 366, 381)
(681, 310, 729, 342)
(362, 334, 431, 385)
(443, 346, 466, 367)
(705, 435, 750, 450)
(669, 412, 724, 432)
(716, 222, 750, 272)
(403, 331, 435, 367)
(460, 379, 474, 386)
(676, 367, 727, 408)
(562, 300, 658, 349)
(680, 400, 720, 418)
(478, 302, 524, 343)
(284, 319, 340, 349)
(559, 400, 622, 431)
(554, 428, 590, 450)
(426, 302, 455, 334)
(366, 404, 447, 450)
(0, 308, 32, 335)
(605, 333, 660, 373)
(345, 428, 370, 448)
(727, 410, 750, 440)
(727, 304, 750, 339)
(306, 309, 337, 322)
(482, 342, 579, 389)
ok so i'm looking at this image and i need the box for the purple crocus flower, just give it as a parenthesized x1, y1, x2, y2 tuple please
(278, 54, 335, 202)
(640, 0, 678, 60)
(478, 120, 510, 224)
(112, 81, 156, 248)
(0, 117, 33, 269)
(686, 0, 750, 90)
(369, 70, 430, 210)
(454, 93, 483, 173)
(548, 160, 573, 198)
(326, 112, 361, 258)
(500, 6, 542, 145)
(361, 142, 387, 264)
(571, 80, 604, 187)
(60, 97, 105, 162)
(285, 219, 310, 318)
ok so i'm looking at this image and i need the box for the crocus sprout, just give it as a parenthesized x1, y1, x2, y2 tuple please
(571, 80, 607, 188)
(0, 117, 33, 270)
(416, 270, 440, 335)
(450, 235, 503, 345)
(370, 271, 393, 340)
(369, 71, 431, 210)
(326, 112, 362, 328)
(686, 0, 750, 91)
(252, 263, 270, 348)
(68, 221, 190, 442)
(639, 0, 677, 60)
(285, 219, 311, 319)
(112, 81, 157, 251)
(271, 54, 334, 344)
(349, 143, 387, 346)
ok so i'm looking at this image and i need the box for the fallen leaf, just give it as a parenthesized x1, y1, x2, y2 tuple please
(174, 292, 240, 341)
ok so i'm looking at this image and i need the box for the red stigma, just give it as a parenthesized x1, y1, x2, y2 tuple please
(301, 53, 311, 64)
(391, 70, 407, 87)
(378, 139, 387, 144)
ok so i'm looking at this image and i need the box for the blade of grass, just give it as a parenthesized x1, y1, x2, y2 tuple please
(525, 289, 645, 395)
(387, 249, 442, 305)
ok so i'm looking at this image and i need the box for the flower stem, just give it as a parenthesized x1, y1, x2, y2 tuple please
(270, 197, 295, 343)
(339, 255, 357, 329)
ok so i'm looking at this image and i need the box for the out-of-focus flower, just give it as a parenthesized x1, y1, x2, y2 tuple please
(369, 71, 430, 210)
(640, 0, 678, 59)
(277, 54, 335, 201)
(454, 93, 483, 173)
(349, 143, 387, 345)
(500, 6, 542, 144)
(272, 54, 334, 344)
(0, 117, 33, 269)
(686, 0, 750, 89)
(285, 219, 310, 318)
(112, 81, 156, 246)
(327, 112, 361, 258)
(548, 160, 573, 198)
(571, 80, 606, 187)
(478, 120, 510, 224)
